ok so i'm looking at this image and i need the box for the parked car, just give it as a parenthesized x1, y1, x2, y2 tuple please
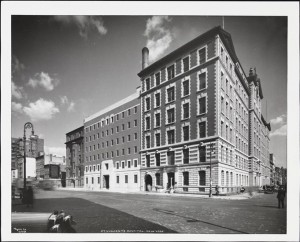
(264, 185, 274, 194)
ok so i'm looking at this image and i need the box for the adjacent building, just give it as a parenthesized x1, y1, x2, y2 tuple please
(83, 88, 141, 192)
(36, 153, 66, 180)
(65, 126, 84, 187)
(137, 26, 271, 193)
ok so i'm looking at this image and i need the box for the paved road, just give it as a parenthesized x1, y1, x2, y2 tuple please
(12, 190, 286, 234)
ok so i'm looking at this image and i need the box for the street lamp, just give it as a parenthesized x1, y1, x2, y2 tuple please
(23, 122, 37, 189)
(200, 141, 214, 197)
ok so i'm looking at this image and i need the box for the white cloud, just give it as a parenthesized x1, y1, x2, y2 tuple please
(28, 72, 59, 91)
(12, 101, 23, 113)
(270, 114, 286, 126)
(53, 16, 107, 38)
(44, 146, 66, 157)
(270, 124, 287, 137)
(12, 81, 24, 99)
(23, 98, 59, 122)
(12, 56, 25, 74)
(144, 16, 173, 62)
(60, 95, 75, 112)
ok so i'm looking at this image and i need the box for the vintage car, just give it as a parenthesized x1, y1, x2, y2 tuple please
(264, 185, 274, 194)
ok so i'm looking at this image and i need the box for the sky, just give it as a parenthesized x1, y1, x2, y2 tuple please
(11, 15, 287, 168)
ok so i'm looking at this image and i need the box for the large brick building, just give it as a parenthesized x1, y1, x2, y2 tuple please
(65, 126, 84, 187)
(83, 88, 141, 192)
(137, 26, 271, 193)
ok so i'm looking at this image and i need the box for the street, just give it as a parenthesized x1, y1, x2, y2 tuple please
(12, 189, 286, 234)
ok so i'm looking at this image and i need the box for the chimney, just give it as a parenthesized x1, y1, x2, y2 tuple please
(142, 47, 149, 70)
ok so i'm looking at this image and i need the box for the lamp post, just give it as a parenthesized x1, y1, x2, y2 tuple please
(23, 122, 37, 189)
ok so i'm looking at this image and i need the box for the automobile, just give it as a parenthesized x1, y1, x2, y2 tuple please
(264, 185, 274, 194)
(12, 212, 52, 233)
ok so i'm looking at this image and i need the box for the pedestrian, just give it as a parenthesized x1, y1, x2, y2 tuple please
(277, 185, 286, 209)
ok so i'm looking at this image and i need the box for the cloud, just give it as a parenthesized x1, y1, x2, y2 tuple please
(12, 101, 24, 113)
(270, 124, 287, 137)
(53, 16, 107, 38)
(12, 81, 24, 99)
(44, 146, 66, 157)
(270, 114, 286, 126)
(144, 16, 173, 62)
(28, 72, 59, 91)
(60, 95, 75, 112)
(23, 98, 59, 122)
(12, 56, 25, 74)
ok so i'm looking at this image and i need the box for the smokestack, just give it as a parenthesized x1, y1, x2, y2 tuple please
(142, 47, 149, 70)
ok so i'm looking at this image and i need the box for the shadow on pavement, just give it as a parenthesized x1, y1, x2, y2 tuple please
(12, 197, 176, 233)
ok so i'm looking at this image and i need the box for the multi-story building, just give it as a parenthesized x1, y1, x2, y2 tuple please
(269, 153, 276, 185)
(36, 153, 66, 179)
(65, 126, 84, 187)
(137, 26, 271, 193)
(83, 88, 141, 192)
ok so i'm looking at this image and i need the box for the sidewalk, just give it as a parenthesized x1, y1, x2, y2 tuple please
(57, 187, 259, 200)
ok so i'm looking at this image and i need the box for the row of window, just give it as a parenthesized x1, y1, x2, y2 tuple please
(85, 146, 139, 162)
(66, 131, 83, 142)
(220, 170, 249, 187)
(144, 73, 207, 111)
(144, 47, 207, 92)
(85, 120, 138, 142)
(145, 121, 206, 148)
(85, 106, 139, 133)
(85, 133, 138, 152)
(85, 159, 139, 173)
(116, 174, 138, 184)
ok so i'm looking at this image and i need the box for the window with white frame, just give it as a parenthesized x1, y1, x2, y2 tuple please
(198, 96, 206, 114)
(199, 121, 206, 138)
(167, 108, 175, 124)
(146, 135, 151, 148)
(182, 102, 189, 119)
(183, 125, 189, 141)
(155, 92, 161, 107)
(182, 79, 189, 96)
(155, 72, 161, 86)
(155, 133, 161, 147)
(198, 72, 206, 90)
(167, 65, 175, 80)
(155, 112, 160, 127)
(199, 47, 206, 64)
(145, 78, 150, 91)
(183, 56, 190, 72)
(167, 86, 175, 103)
(167, 129, 175, 144)
(145, 116, 150, 130)
(145, 97, 150, 111)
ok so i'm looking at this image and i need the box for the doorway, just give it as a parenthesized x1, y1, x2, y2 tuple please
(145, 174, 153, 191)
(167, 172, 175, 189)
(104, 175, 110, 189)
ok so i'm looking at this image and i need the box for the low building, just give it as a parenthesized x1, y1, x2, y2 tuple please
(83, 87, 141, 192)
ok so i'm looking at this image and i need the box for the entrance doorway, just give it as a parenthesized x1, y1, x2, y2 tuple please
(167, 172, 175, 189)
(104, 175, 110, 189)
(145, 174, 153, 191)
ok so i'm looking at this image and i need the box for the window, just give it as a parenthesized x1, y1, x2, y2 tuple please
(86, 177, 88, 184)
(183, 172, 189, 191)
(183, 148, 189, 164)
(128, 147, 131, 155)
(106, 130, 109, 136)
(183, 126, 189, 141)
(111, 151, 114, 158)
(128, 161, 131, 168)
(134, 133, 138, 140)
(155, 72, 161, 86)
(146, 136, 150, 148)
(134, 106, 137, 113)
(122, 111, 125, 118)
(167, 108, 175, 123)
(128, 122, 131, 129)
(122, 136, 125, 143)
(199, 72, 206, 90)
(92, 177, 94, 184)
(122, 162, 125, 168)
(167, 87, 175, 102)
(127, 135, 131, 142)
(125, 175, 128, 183)
(134, 119, 137, 127)
(167, 130, 175, 144)
(98, 177, 100, 184)
(116, 138, 119, 144)
(183, 56, 190, 72)
(134, 174, 138, 183)
(116, 126, 119, 133)
(102, 131, 104, 137)
(128, 109, 131, 116)
(199, 121, 206, 138)
(155, 93, 160, 107)
(183, 80, 189, 96)
(155, 133, 161, 147)
(199, 48, 206, 64)
(155, 113, 160, 127)
(134, 146, 137, 153)
(167, 65, 175, 80)
(145, 78, 150, 91)
(145, 97, 150, 111)
(146, 155, 150, 167)
(145, 116, 150, 130)
(155, 173, 160, 185)
(167, 151, 175, 165)
(122, 149, 125, 155)
(134, 159, 138, 167)
(199, 146, 206, 162)
(199, 171, 206, 192)
(116, 176, 119, 183)
(117, 163, 119, 169)
(199, 97, 206, 114)
(183, 103, 189, 119)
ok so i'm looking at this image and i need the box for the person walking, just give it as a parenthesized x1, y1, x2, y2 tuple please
(277, 185, 286, 209)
